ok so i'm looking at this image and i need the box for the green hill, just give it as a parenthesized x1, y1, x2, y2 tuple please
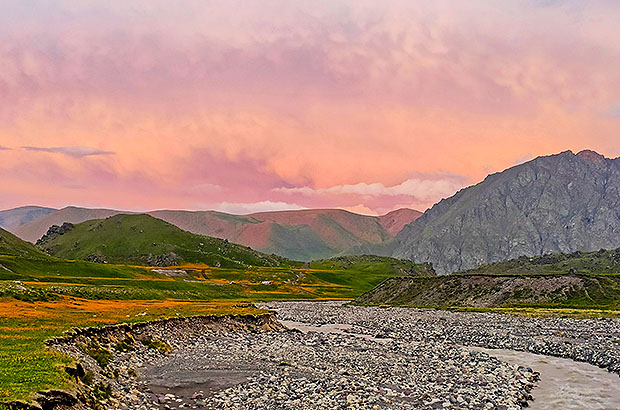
(463, 248, 620, 275)
(0, 227, 49, 259)
(36, 214, 297, 268)
(355, 248, 620, 309)
(310, 255, 435, 276)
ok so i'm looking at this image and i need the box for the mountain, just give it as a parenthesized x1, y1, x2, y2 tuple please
(0, 206, 55, 231)
(160, 209, 393, 261)
(355, 248, 620, 308)
(394, 150, 620, 274)
(150, 208, 416, 261)
(0, 227, 49, 259)
(36, 213, 294, 268)
(13, 206, 122, 243)
(13, 207, 421, 261)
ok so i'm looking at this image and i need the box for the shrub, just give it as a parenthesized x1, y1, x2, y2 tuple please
(140, 338, 171, 354)
(85, 343, 113, 369)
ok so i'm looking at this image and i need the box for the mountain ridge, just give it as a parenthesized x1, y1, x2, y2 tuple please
(9, 206, 421, 261)
(393, 150, 620, 274)
(0, 206, 55, 232)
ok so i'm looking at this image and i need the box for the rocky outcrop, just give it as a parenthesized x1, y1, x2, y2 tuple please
(143, 252, 179, 267)
(3, 390, 80, 410)
(36, 223, 75, 247)
(394, 150, 620, 274)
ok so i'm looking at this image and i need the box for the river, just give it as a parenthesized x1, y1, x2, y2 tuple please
(282, 319, 620, 410)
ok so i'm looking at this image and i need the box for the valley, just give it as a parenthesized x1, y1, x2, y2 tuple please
(0, 224, 428, 407)
(1, 151, 619, 410)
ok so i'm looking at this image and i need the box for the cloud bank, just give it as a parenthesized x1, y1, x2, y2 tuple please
(1, 0, 619, 212)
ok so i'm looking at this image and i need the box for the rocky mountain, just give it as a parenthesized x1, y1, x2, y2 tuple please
(394, 150, 620, 274)
(36, 214, 295, 268)
(11, 207, 421, 261)
(0, 206, 55, 231)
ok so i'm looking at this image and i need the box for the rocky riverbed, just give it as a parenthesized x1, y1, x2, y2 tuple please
(264, 301, 620, 375)
(35, 302, 620, 410)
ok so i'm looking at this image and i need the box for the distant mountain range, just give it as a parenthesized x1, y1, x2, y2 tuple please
(0, 206, 55, 232)
(4, 149, 619, 273)
(394, 150, 620, 274)
(5, 206, 421, 261)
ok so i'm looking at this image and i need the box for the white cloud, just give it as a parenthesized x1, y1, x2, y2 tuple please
(273, 177, 466, 203)
(338, 204, 378, 216)
(211, 201, 306, 215)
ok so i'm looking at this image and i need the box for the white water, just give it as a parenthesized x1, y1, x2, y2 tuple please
(282, 320, 620, 410)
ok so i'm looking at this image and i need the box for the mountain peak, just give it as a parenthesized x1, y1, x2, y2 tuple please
(378, 208, 423, 235)
(576, 149, 606, 162)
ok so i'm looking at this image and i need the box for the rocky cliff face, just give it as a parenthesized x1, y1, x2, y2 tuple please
(394, 150, 620, 274)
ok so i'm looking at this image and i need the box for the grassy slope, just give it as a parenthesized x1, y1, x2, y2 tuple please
(0, 228, 50, 260)
(310, 255, 435, 276)
(355, 249, 620, 309)
(464, 248, 620, 275)
(354, 274, 620, 309)
(37, 214, 296, 268)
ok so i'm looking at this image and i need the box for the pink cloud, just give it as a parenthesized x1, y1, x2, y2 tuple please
(0, 1, 619, 213)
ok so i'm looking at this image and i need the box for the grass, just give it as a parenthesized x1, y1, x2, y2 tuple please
(0, 297, 264, 403)
(463, 248, 620, 275)
(0, 251, 407, 403)
(140, 338, 171, 354)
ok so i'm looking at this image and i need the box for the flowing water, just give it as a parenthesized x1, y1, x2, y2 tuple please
(469, 347, 620, 410)
(282, 320, 620, 410)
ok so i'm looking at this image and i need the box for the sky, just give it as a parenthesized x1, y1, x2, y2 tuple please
(1, 0, 619, 215)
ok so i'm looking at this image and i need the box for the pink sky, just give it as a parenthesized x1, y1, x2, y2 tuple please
(1, 0, 619, 215)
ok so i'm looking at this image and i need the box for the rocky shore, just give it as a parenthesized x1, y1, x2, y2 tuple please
(8, 302, 620, 410)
